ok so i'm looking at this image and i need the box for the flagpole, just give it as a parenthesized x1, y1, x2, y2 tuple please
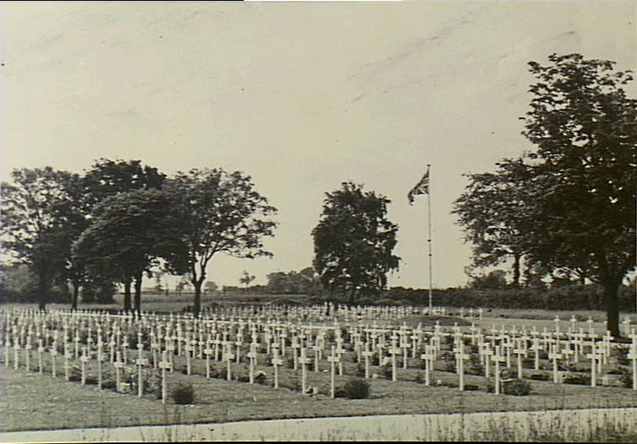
(426, 164, 433, 313)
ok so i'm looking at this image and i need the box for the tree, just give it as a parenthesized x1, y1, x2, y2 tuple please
(265, 267, 320, 294)
(81, 158, 165, 208)
(239, 270, 255, 292)
(204, 281, 218, 293)
(164, 168, 278, 317)
(73, 188, 183, 312)
(468, 269, 509, 290)
(312, 182, 400, 305)
(453, 159, 531, 287)
(75, 159, 168, 311)
(1, 168, 81, 310)
(518, 54, 636, 337)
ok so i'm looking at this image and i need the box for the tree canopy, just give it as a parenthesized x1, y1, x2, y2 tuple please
(312, 182, 400, 304)
(164, 168, 278, 317)
(1, 168, 83, 309)
(454, 53, 636, 337)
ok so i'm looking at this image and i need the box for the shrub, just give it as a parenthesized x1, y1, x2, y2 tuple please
(381, 363, 393, 380)
(342, 379, 370, 399)
(171, 383, 195, 405)
(85, 375, 99, 385)
(619, 370, 633, 389)
(254, 371, 267, 385)
(503, 378, 532, 396)
(563, 373, 591, 385)
(530, 373, 550, 381)
(102, 377, 117, 390)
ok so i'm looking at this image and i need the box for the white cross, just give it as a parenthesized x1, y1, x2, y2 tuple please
(298, 348, 313, 394)
(490, 347, 506, 395)
(271, 345, 284, 389)
(327, 346, 341, 398)
(388, 339, 401, 382)
(455, 341, 471, 391)
(158, 350, 172, 404)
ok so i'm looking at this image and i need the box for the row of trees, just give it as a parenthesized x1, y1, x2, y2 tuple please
(453, 54, 636, 337)
(1, 160, 277, 317)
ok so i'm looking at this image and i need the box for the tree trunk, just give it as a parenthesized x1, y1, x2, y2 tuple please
(602, 279, 621, 339)
(123, 278, 132, 312)
(36, 269, 50, 311)
(512, 252, 521, 288)
(71, 280, 80, 311)
(348, 288, 356, 306)
(193, 280, 203, 318)
(134, 271, 143, 314)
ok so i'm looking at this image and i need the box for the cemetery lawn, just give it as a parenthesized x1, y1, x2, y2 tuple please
(2, 365, 636, 433)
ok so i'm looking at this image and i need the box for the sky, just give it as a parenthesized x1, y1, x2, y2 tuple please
(1, 1, 635, 290)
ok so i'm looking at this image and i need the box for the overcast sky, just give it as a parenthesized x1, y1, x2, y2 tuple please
(1, 1, 635, 290)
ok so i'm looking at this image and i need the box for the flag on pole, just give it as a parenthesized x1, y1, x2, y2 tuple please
(408, 167, 430, 205)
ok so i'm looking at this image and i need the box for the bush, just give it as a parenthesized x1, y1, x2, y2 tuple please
(342, 379, 370, 399)
(171, 383, 195, 404)
(503, 379, 532, 396)
(381, 363, 393, 380)
(563, 373, 591, 385)
(254, 371, 267, 385)
(530, 373, 550, 381)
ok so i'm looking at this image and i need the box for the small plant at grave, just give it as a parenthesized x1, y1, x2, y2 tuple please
(468, 355, 483, 376)
(334, 386, 347, 398)
(444, 359, 456, 373)
(148, 373, 162, 399)
(538, 350, 549, 360)
(530, 373, 550, 381)
(562, 372, 591, 385)
(236, 371, 250, 383)
(619, 369, 633, 389)
(503, 378, 532, 396)
(464, 384, 480, 391)
(342, 378, 371, 399)
(355, 363, 365, 378)
(522, 357, 535, 369)
(254, 371, 267, 385)
(85, 374, 99, 385)
(171, 383, 195, 405)
(445, 335, 455, 345)
(371, 355, 380, 366)
(69, 364, 82, 382)
(608, 367, 627, 375)
(612, 346, 630, 366)
(285, 356, 295, 369)
(102, 375, 117, 390)
(216, 367, 228, 380)
(381, 363, 393, 380)
(414, 372, 424, 384)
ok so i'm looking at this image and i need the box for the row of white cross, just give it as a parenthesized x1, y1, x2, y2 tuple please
(2, 308, 636, 403)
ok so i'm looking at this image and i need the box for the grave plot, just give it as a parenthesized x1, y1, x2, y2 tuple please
(1, 307, 635, 404)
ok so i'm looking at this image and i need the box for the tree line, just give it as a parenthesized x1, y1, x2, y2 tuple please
(1, 161, 277, 317)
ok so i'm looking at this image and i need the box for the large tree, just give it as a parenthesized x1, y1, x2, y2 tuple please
(164, 168, 278, 317)
(75, 158, 167, 310)
(453, 158, 531, 287)
(1, 168, 81, 310)
(312, 182, 400, 305)
(73, 188, 183, 312)
(517, 53, 636, 337)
